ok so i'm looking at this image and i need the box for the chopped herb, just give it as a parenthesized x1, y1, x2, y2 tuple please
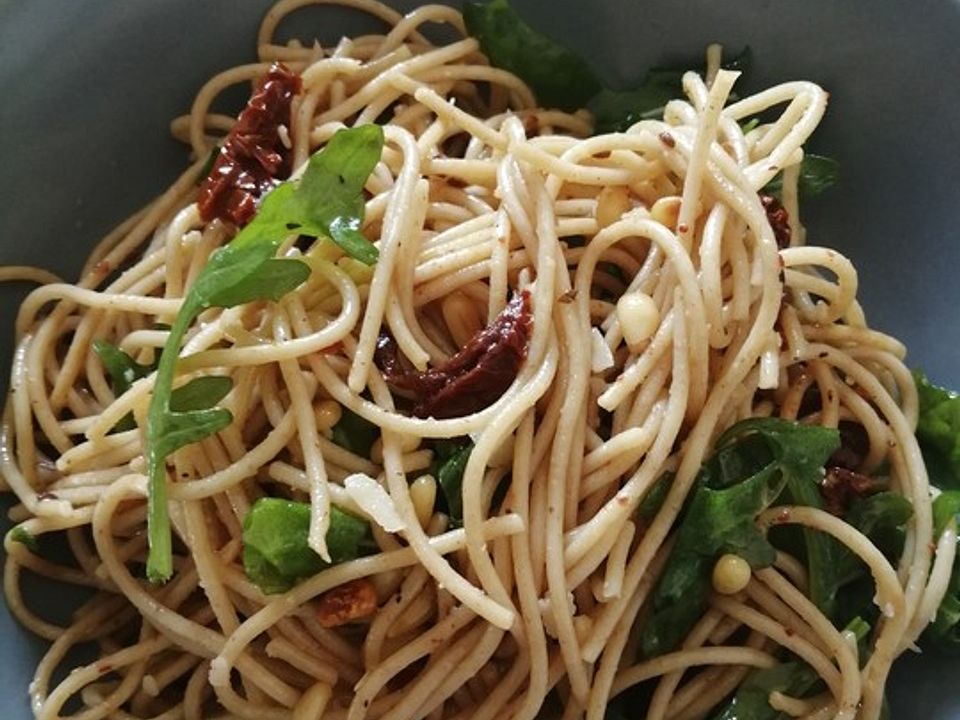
(242, 498, 370, 594)
(145, 125, 384, 583)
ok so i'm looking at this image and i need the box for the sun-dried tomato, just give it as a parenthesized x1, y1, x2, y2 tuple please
(760, 194, 791, 249)
(820, 465, 879, 516)
(197, 63, 301, 226)
(376, 291, 532, 419)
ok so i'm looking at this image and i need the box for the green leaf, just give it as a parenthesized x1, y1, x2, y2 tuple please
(711, 661, 818, 720)
(589, 77, 680, 134)
(144, 126, 385, 583)
(94, 341, 230, 430)
(922, 491, 960, 652)
(637, 472, 672, 522)
(463, 0, 601, 111)
(719, 419, 846, 620)
(933, 490, 960, 536)
(93, 339, 152, 394)
(151, 408, 233, 462)
(11, 526, 38, 552)
(169, 376, 233, 413)
(821, 492, 911, 629)
(198, 254, 311, 309)
(641, 418, 839, 658)
(93, 339, 154, 432)
(764, 154, 839, 199)
(914, 371, 960, 489)
(589, 47, 750, 133)
(293, 125, 384, 265)
(711, 617, 871, 719)
(846, 491, 913, 559)
(430, 440, 473, 524)
(242, 498, 369, 594)
(925, 580, 960, 652)
(331, 407, 380, 458)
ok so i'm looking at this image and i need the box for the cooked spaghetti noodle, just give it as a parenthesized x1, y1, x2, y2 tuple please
(2, 2, 952, 719)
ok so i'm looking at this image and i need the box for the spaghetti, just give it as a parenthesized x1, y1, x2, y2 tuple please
(1, 1, 952, 719)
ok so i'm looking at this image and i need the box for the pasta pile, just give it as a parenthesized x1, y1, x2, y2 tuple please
(2, 1, 950, 719)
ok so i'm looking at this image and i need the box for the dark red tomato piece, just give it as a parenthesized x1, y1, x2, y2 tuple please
(197, 63, 302, 226)
(376, 291, 532, 419)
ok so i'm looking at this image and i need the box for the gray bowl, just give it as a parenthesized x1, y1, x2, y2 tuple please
(0, 0, 957, 717)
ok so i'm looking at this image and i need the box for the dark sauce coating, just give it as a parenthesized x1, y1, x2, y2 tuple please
(760, 193, 792, 249)
(197, 63, 301, 226)
(376, 291, 532, 419)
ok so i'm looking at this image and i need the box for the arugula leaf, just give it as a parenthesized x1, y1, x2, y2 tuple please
(93, 339, 152, 394)
(94, 340, 232, 428)
(914, 371, 960, 489)
(430, 440, 473, 525)
(461, 0, 842, 200)
(10, 526, 39, 553)
(463, 0, 601, 110)
(640, 418, 839, 658)
(764, 154, 839, 199)
(590, 47, 751, 134)
(331, 407, 380, 458)
(169, 376, 233, 413)
(144, 125, 385, 583)
(242, 498, 370, 594)
(94, 339, 153, 432)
